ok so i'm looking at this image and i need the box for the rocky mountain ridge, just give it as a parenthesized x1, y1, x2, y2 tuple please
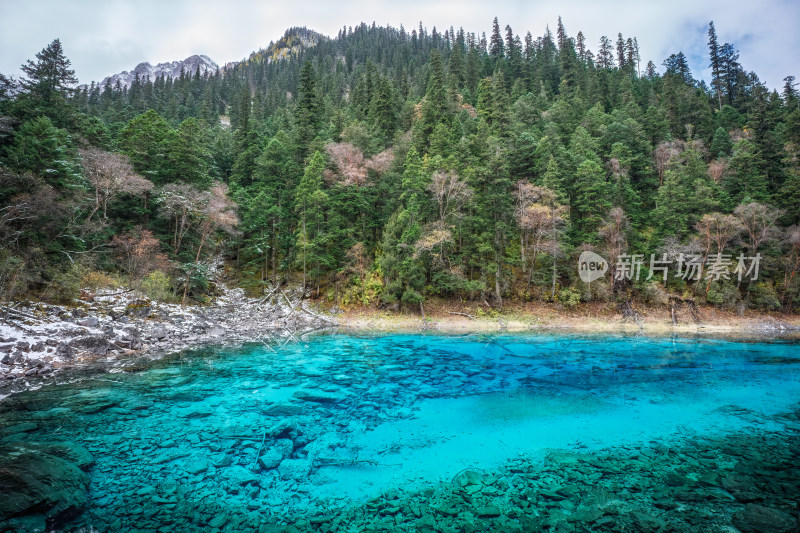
(90, 27, 323, 88)
(96, 54, 218, 88)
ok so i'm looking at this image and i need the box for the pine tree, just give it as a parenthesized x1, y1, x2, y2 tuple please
(726, 139, 768, 203)
(708, 21, 723, 109)
(295, 150, 327, 289)
(575, 32, 586, 61)
(120, 109, 172, 183)
(616, 34, 627, 69)
(9, 116, 82, 189)
(294, 60, 319, 160)
(719, 43, 741, 106)
(662, 52, 693, 84)
(168, 117, 212, 188)
(18, 39, 78, 123)
(448, 30, 466, 89)
(597, 36, 614, 69)
(415, 50, 449, 149)
(572, 159, 610, 243)
(489, 17, 504, 61)
(709, 127, 733, 157)
(783, 76, 798, 109)
(369, 76, 396, 143)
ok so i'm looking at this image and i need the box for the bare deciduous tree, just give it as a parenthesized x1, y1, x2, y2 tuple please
(414, 226, 453, 267)
(514, 182, 567, 293)
(707, 159, 728, 183)
(694, 213, 741, 262)
(414, 170, 473, 270)
(599, 207, 630, 287)
(428, 170, 473, 225)
(80, 148, 153, 222)
(734, 202, 783, 255)
(325, 142, 366, 186)
(343, 242, 371, 280)
(325, 142, 394, 187)
(365, 148, 394, 174)
(111, 228, 169, 281)
(193, 182, 239, 262)
(781, 226, 800, 310)
(160, 182, 239, 304)
(654, 141, 684, 186)
(158, 183, 205, 255)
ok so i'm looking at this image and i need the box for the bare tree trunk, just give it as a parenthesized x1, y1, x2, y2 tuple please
(495, 256, 503, 308)
(495, 229, 503, 307)
(302, 218, 307, 290)
(527, 250, 538, 292)
(271, 220, 277, 285)
(85, 190, 100, 223)
(551, 208, 558, 298)
(194, 232, 206, 262)
(85, 205, 99, 224)
(268, 242, 269, 281)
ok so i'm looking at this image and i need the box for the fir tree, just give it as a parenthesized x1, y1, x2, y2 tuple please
(18, 39, 78, 123)
(489, 17, 504, 61)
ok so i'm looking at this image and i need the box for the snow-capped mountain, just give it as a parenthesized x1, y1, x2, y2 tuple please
(88, 28, 322, 89)
(97, 54, 218, 88)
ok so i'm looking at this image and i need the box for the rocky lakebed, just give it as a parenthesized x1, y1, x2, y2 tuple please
(0, 332, 798, 532)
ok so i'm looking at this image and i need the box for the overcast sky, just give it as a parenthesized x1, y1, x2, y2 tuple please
(1, 0, 797, 90)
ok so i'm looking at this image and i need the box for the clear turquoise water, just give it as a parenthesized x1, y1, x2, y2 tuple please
(1, 332, 800, 531)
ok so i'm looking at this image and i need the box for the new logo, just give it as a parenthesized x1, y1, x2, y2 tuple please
(578, 251, 608, 283)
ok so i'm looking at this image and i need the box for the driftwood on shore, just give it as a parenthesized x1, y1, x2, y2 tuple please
(668, 296, 701, 326)
(447, 311, 477, 320)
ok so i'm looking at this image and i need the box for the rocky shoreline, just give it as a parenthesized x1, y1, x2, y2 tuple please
(0, 286, 336, 399)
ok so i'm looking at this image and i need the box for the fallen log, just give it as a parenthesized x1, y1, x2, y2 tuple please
(447, 311, 477, 320)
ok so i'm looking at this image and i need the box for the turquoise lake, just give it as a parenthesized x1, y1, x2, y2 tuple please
(1, 332, 799, 532)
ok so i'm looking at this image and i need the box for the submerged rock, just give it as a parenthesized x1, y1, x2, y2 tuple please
(733, 504, 797, 533)
(293, 389, 347, 404)
(278, 459, 311, 480)
(258, 450, 284, 470)
(0, 441, 92, 527)
(452, 469, 483, 488)
(263, 403, 304, 416)
(268, 419, 299, 439)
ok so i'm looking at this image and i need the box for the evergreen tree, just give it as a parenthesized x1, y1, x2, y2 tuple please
(726, 139, 768, 203)
(18, 39, 78, 123)
(489, 17, 504, 61)
(571, 159, 610, 242)
(167, 117, 212, 188)
(294, 150, 327, 289)
(294, 61, 319, 160)
(414, 50, 449, 149)
(709, 127, 733, 157)
(119, 109, 172, 183)
(708, 21, 723, 109)
(8, 116, 82, 189)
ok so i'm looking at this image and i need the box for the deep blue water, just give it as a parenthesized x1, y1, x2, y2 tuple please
(1, 332, 799, 531)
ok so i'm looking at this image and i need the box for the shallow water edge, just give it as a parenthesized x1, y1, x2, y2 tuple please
(0, 331, 798, 532)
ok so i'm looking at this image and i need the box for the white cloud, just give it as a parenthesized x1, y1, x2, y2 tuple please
(0, 0, 796, 89)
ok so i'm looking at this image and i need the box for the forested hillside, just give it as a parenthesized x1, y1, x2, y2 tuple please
(1, 19, 799, 313)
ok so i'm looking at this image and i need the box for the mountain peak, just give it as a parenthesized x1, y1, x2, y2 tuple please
(96, 54, 218, 88)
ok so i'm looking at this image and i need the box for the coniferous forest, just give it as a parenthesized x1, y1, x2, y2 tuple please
(2, 18, 800, 314)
